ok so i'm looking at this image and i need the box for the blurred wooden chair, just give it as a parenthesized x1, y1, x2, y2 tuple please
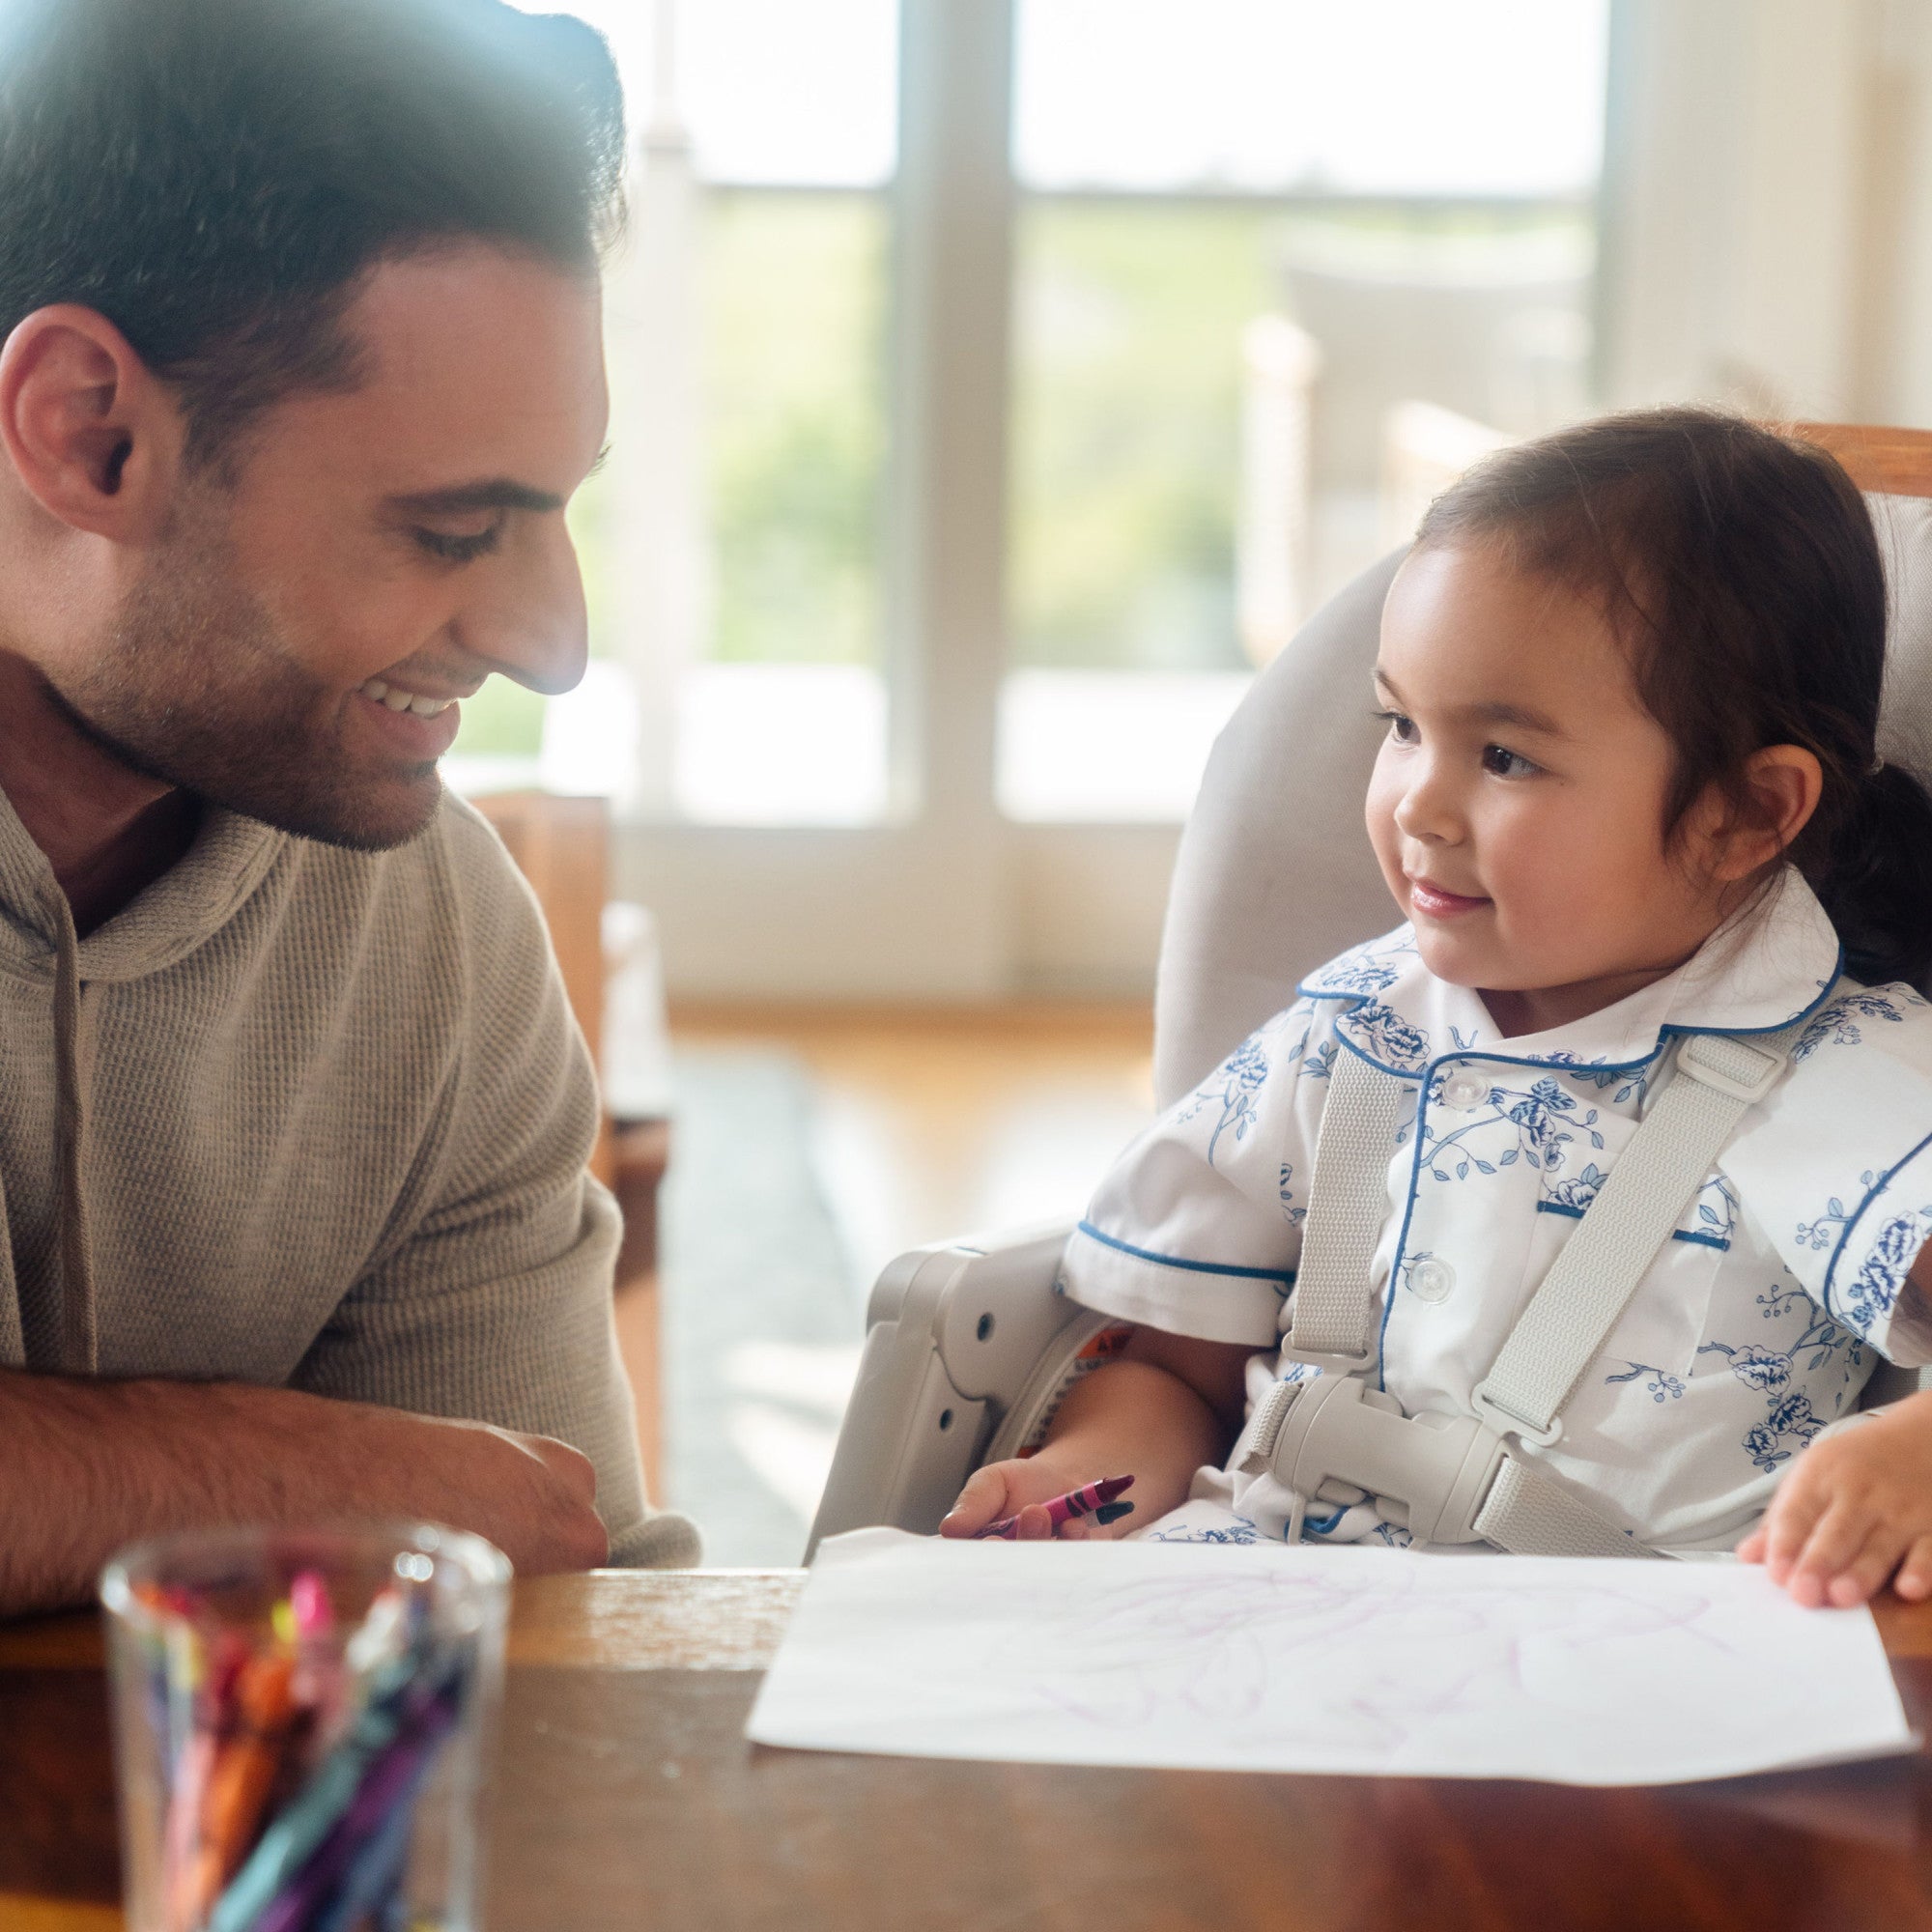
(1796, 421, 1932, 496)
(470, 789, 667, 1502)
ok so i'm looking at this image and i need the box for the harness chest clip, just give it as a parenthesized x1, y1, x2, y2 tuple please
(1241, 1373, 1512, 1547)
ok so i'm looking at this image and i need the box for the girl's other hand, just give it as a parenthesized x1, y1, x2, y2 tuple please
(937, 1459, 1131, 1542)
(1737, 1390, 1932, 1606)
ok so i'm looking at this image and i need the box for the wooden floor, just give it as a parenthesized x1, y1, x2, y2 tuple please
(615, 1003, 1155, 1531)
(667, 1001, 1156, 1275)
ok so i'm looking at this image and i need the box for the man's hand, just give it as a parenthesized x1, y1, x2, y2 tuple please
(0, 1369, 610, 1614)
(334, 1406, 611, 1575)
(1737, 1389, 1932, 1606)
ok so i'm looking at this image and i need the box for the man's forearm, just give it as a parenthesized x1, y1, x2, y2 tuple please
(0, 1368, 609, 1614)
(1, 1373, 296, 1611)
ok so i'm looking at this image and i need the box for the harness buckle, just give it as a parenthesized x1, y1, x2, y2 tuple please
(1469, 1379, 1565, 1448)
(1248, 1373, 1514, 1546)
(1280, 1345, 1376, 1376)
(1674, 1033, 1786, 1104)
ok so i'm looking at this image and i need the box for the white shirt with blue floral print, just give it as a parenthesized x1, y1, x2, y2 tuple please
(1064, 868, 1932, 1553)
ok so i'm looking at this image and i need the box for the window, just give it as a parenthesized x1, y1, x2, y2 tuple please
(463, 3, 1611, 996)
(1000, 0, 1609, 821)
(459, 0, 897, 824)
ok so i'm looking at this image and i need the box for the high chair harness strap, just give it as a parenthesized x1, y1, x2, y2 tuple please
(1472, 1026, 1803, 1441)
(1254, 1008, 1822, 1557)
(1275, 1045, 1409, 1373)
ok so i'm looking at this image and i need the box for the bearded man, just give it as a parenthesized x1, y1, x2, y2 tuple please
(0, 0, 698, 1608)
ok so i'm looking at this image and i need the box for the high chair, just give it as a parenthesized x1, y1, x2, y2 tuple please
(806, 423, 1932, 1559)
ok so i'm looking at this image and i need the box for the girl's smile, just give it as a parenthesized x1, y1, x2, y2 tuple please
(1405, 875, 1492, 920)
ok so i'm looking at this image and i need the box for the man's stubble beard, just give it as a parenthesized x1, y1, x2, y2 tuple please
(52, 506, 441, 853)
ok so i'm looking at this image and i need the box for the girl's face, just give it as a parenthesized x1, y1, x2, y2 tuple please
(1364, 544, 1738, 1037)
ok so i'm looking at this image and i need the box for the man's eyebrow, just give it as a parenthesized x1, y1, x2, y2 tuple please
(384, 477, 566, 516)
(1372, 667, 1565, 736)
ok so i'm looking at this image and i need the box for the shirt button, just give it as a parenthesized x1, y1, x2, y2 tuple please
(1442, 1071, 1489, 1110)
(1409, 1258, 1456, 1302)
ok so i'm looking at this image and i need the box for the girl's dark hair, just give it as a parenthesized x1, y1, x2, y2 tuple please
(1413, 407, 1932, 989)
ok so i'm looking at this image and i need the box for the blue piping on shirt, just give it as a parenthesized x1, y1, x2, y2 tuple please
(1821, 1125, 1932, 1320)
(1074, 1220, 1297, 1286)
(1295, 941, 1848, 1080)
(1377, 1083, 1431, 1392)
(1533, 1200, 1731, 1250)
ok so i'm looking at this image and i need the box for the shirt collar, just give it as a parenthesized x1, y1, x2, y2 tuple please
(0, 778, 285, 982)
(1296, 867, 1845, 1076)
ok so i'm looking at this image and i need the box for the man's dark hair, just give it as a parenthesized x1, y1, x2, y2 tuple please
(1415, 407, 1932, 990)
(0, 0, 624, 469)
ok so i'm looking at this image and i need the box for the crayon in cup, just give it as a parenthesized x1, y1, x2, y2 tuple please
(99, 1525, 509, 1932)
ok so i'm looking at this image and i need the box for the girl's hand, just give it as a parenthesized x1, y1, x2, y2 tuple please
(937, 1331, 1246, 1543)
(937, 1458, 1135, 1542)
(1737, 1391, 1932, 1606)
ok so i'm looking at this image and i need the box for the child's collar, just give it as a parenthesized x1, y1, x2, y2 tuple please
(1296, 867, 1846, 1078)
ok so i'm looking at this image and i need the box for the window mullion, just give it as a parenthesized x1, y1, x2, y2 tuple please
(885, 0, 1015, 826)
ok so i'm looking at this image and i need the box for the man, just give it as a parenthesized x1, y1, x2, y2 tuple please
(0, 0, 698, 1610)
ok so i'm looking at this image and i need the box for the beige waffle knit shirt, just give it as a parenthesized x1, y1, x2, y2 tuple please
(0, 779, 697, 1568)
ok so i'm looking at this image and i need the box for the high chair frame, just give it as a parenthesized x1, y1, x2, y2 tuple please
(805, 421, 1932, 1561)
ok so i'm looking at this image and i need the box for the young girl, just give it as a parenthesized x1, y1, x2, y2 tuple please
(943, 409, 1932, 1606)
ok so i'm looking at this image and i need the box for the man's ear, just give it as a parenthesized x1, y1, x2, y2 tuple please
(1708, 745, 1825, 883)
(0, 305, 183, 542)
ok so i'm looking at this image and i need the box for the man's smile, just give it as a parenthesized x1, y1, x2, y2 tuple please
(355, 675, 463, 717)
(353, 678, 465, 757)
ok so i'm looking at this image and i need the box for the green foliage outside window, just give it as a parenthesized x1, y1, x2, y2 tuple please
(701, 191, 889, 667)
(1009, 200, 1274, 673)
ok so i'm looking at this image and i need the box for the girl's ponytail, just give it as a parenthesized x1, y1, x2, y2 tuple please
(1812, 761, 1932, 990)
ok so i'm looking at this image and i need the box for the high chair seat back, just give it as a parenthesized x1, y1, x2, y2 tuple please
(808, 431, 1932, 1557)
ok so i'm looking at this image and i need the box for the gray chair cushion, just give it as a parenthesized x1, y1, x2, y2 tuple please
(1153, 494, 1932, 1110)
(1153, 550, 1400, 1107)
(1875, 494, 1932, 785)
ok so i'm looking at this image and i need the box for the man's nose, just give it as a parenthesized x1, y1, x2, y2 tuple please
(456, 519, 589, 696)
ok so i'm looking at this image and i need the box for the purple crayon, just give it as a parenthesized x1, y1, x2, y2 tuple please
(975, 1474, 1135, 1541)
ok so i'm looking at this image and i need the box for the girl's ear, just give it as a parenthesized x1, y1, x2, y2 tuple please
(1706, 745, 1824, 882)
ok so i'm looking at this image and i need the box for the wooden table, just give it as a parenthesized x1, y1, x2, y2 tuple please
(10, 1572, 1932, 1931)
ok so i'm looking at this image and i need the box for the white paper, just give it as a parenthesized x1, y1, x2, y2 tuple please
(747, 1530, 1916, 1786)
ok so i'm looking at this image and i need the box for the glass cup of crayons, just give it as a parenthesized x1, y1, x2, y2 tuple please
(99, 1522, 511, 1932)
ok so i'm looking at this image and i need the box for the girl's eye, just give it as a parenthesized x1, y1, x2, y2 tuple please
(1373, 707, 1417, 745)
(412, 525, 502, 564)
(1482, 743, 1539, 780)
